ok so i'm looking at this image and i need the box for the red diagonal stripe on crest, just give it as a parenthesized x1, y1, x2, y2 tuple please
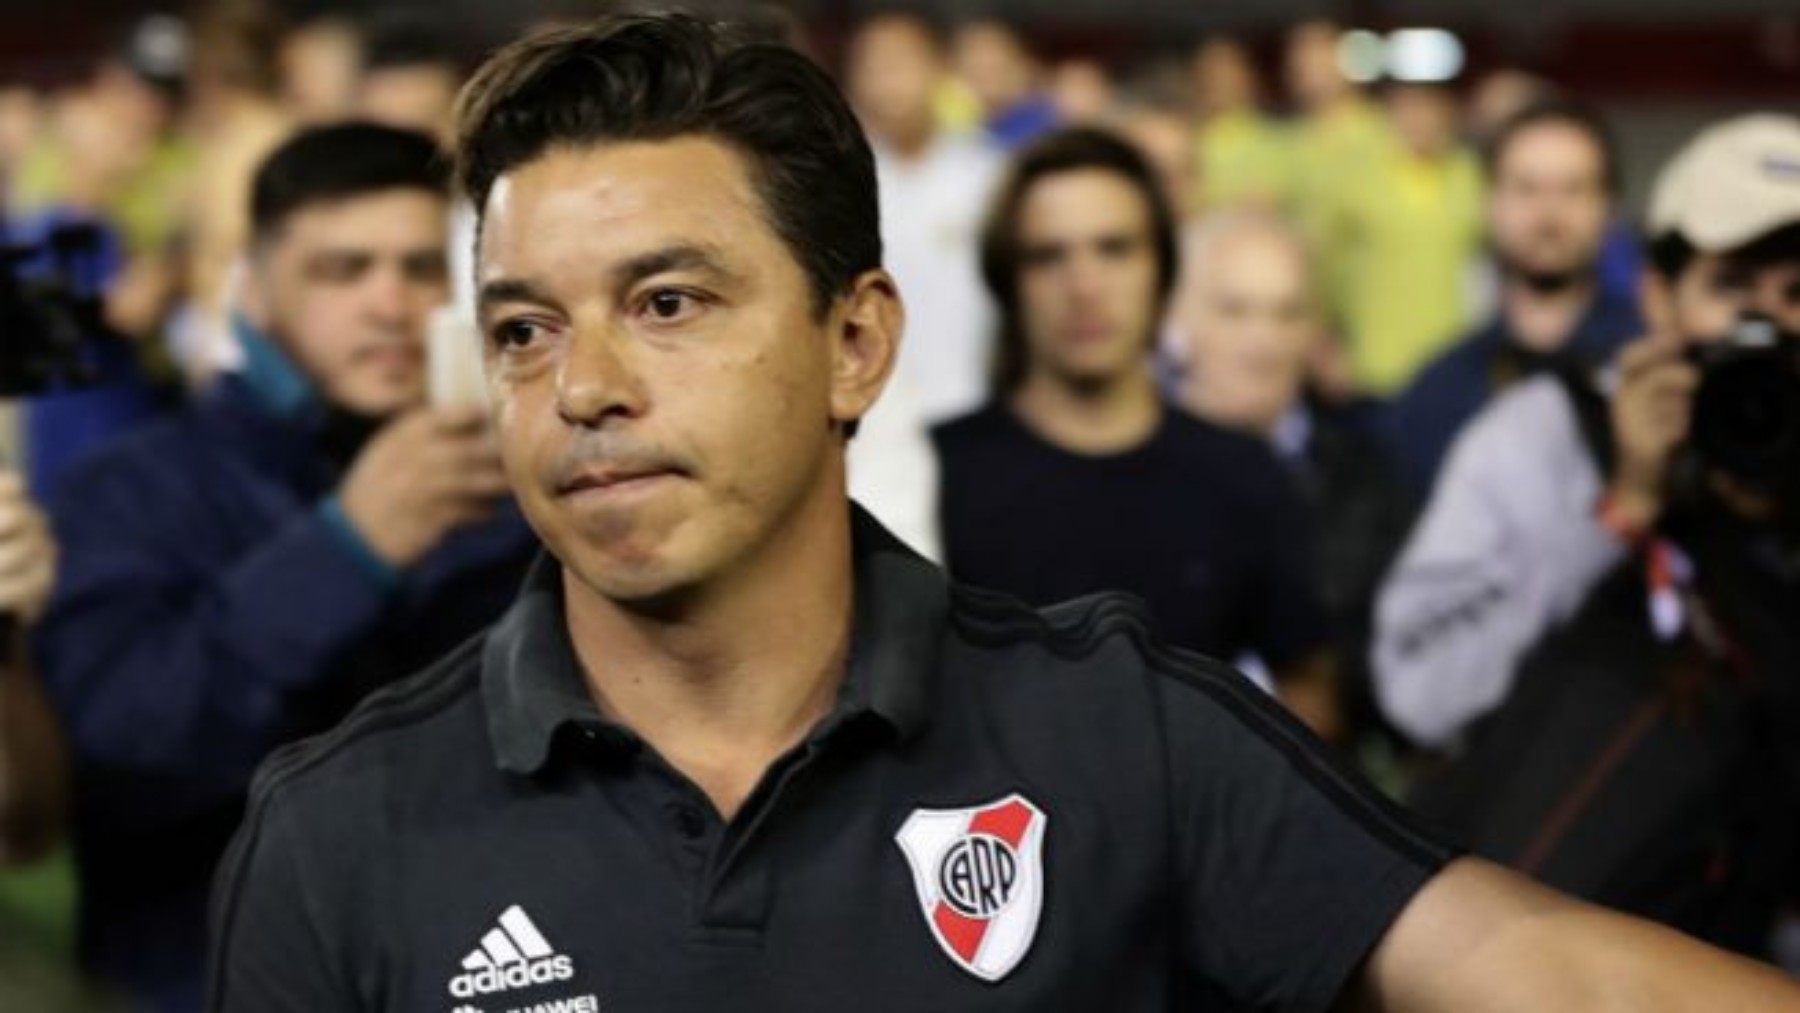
(931, 799, 1034, 964)
(969, 799, 1032, 847)
(933, 900, 988, 962)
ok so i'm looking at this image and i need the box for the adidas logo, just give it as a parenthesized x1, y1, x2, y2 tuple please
(448, 905, 577, 999)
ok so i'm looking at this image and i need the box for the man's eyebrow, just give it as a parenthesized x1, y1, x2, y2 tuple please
(477, 245, 741, 313)
(304, 248, 374, 264)
(477, 277, 560, 312)
(612, 244, 740, 287)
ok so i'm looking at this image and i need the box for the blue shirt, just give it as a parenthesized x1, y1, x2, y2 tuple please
(986, 96, 1060, 150)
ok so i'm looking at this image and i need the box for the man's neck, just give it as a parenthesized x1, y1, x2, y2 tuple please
(1502, 274, 1596, 354)
(561, 474, 855, 821)
(1010, 366, 1162, 454)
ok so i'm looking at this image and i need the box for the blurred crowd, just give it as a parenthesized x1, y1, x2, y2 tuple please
(1, 1, 1798, 1009)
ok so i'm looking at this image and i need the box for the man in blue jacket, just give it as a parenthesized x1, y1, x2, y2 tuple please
(34, 123, 535, 1012)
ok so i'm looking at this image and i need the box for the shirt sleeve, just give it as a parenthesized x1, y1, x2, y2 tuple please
(1158, 657, 1455, 1011)
(1371, 379, 1625, 747)
(208, 776, 361, 1013)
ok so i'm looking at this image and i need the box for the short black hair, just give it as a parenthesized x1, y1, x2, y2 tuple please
(980, 127, 1180, 395)
(250, 122, 449, 244)
(1483, 96, 1623, 198)
(453, 12, 880, 320)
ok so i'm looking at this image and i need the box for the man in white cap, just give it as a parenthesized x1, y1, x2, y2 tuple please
(1374, 113, 1800, 749)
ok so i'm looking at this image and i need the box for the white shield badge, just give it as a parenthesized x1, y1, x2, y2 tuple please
(895, 793, 1047, 982)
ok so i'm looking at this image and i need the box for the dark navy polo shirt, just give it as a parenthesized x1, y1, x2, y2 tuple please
(209, 507, 1454, 1012)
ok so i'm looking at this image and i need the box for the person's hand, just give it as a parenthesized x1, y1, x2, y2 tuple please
(0, 473, 56, 625)
(337, 407, 512, 569)
(1606, 335, 1699, 532)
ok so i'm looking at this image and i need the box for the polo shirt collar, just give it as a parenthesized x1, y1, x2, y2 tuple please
(482, 503, 946, 775)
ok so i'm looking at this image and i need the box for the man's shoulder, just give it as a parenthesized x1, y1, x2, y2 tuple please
(57, 405, 210, 488)
(945, 579, 1256, 707)
(1158, 408, 1274, 460)
(239, 633, 491, 831)
(1398, 329, 1499, 410)
(1430, 372, 1597, 508)
(1155, 410, 1297, 504)
(53, 384, 264, 508)
(1460, 372, 1583, 449)
(930, 404, 1012, 454)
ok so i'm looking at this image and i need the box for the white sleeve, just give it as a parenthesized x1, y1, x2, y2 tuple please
(1372, 379, 1626, 747)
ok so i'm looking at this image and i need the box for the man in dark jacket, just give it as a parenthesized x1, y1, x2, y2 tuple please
(35, 123, 535, 1011)
(1386, 99, 1640, 501)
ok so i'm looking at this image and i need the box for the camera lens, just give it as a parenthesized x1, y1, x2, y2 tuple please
(1692, 342, 1800, 485)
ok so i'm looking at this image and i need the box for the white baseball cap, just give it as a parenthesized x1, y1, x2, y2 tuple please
(1647, 113, 1800, 251)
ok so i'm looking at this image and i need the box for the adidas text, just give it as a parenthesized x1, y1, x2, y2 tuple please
(450, 956, 575, 998)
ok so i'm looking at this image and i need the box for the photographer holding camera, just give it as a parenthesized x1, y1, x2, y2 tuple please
(1373, 114, 1800, 953)
(32, 123, 536, 1012)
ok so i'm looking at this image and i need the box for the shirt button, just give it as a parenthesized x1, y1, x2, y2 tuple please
(673, 805, 708, 840)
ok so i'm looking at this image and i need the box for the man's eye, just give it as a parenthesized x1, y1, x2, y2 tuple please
(640, 289, 706, 323)
(492, 319, 546, 349)
(310, 257, 366, 283)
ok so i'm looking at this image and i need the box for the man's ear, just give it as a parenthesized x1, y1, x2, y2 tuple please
(829, 268, 904, 430)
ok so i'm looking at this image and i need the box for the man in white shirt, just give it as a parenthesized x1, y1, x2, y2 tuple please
(845, 12, 1003, 425)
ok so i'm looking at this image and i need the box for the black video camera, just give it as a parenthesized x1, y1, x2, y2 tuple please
(0, 219, 119, 398)
(1688, 315, 1800, 501)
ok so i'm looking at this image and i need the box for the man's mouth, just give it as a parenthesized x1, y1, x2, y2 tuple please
(555, 464, 683, 498)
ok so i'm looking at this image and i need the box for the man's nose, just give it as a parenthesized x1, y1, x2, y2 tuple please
(556, 323, 648, 427)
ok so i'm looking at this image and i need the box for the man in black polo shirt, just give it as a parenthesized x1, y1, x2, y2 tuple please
(933, 128, 1338, 737)
(210, 14, 1800, 1012)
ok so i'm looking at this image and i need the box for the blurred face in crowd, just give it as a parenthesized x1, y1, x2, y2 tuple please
(1285, 21, 1345, 113)
(475, 138, 893, 604)
(243, 188, 450, 417)
(1489, 119, 1610, 292)
(0, 87, 40, 170)
(1116, 107, 1197, 221)
(1652, 240, 1800, 345)
(1468, 70, 1550, 143)
(1193, 38, 1258, 117)
(358, 63, 460, 145)
(1015, 167, 1162, 390)
(846, 15, 941, 154)
(280, 19, 363, 124)
(953, 21, 1037, 117)
(1386, 84, 1461, 160)
(56, 87, 160, 205)
(1174, 221, 1316, 433)
(92, 61, 178, 138)
(1050, 60, 1113, 124)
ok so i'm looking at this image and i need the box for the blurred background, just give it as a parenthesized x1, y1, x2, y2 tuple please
(2, 0, 1797, 1008)
(6, 0, 1798, 205)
